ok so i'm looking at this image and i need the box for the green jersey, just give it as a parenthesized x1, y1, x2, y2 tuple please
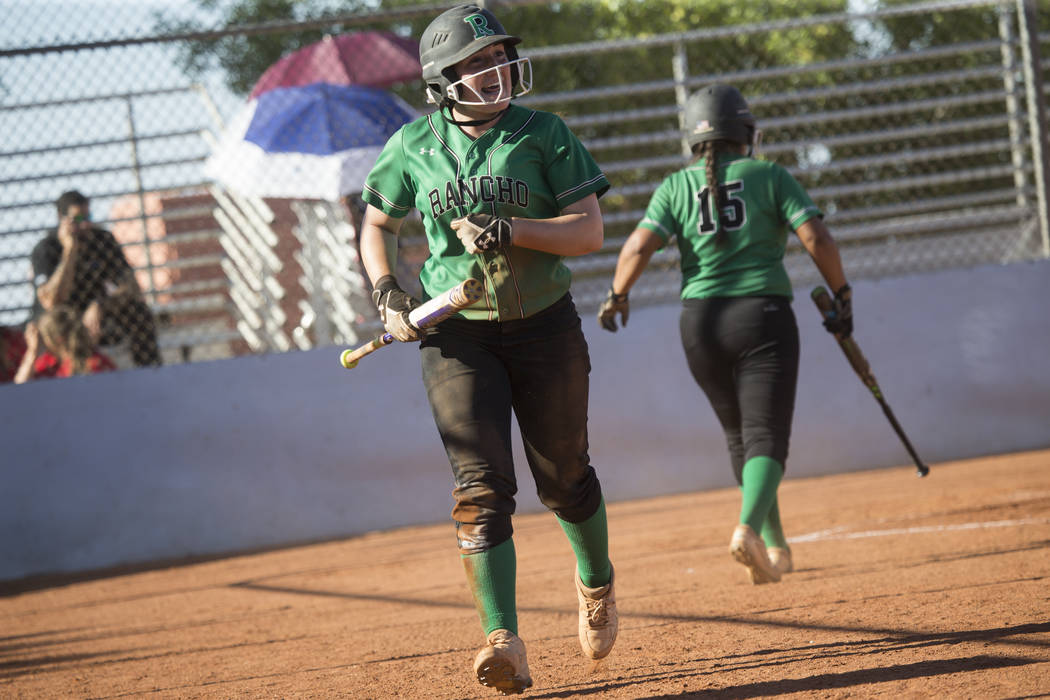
(363, 104, 609, 321)
(639, 153, 821, 300)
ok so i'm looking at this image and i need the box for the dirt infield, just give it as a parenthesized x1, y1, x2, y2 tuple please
(3, 448, 1049, 699)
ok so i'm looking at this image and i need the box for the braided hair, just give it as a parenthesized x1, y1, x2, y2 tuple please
(693, 139, 736, 247)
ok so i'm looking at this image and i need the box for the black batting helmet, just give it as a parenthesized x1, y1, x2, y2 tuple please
(419, 4, 522, 107)
(683, 84, 756, 148)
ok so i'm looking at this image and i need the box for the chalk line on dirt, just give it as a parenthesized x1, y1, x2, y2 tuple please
(790, 518, 1050, 543)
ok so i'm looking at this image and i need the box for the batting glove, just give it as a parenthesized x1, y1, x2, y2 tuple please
(372, 275, 423, 342)
(452, 213, 512, 254)
(597, 288, 630, 332)
(821, 283, 853, 338)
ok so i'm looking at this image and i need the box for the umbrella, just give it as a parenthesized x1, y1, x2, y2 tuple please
(250, 31, 421, 99)
(204, 83, 418, 201)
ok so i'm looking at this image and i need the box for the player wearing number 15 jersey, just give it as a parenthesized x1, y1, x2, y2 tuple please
(358, 4, 616, 695)
(598, 84, 853, 587)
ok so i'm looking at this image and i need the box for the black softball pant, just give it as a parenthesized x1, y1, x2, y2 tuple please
(679, 295, 800, 485)
(420, 293, 603, 555)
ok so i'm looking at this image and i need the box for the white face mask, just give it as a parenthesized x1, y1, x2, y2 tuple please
(435, 57, 533, 106)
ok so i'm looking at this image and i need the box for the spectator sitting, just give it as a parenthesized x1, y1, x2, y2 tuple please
(31, 190, 161, 368)
(0, 324, 28, 383)
(14, 305, 116, 383)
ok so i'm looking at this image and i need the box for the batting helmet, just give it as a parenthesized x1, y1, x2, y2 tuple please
(419, 4, 523, 107)
(683, 84, 756, 149)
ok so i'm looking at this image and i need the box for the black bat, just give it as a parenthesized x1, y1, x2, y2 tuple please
(811, 286, 930, 478)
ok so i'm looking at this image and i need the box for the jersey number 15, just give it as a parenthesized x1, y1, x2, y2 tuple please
(697, 180, 745, 235)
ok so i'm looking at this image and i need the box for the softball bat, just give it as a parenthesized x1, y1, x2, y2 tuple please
(812, 286, 930, 477)
(340, 278, 483, 369)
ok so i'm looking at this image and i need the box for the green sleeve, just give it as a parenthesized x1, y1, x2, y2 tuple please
(637, 177, 678, 245)
(774, 164, 822, 230)
(544, 116, 610, 209)
(361, 126, 415, 218)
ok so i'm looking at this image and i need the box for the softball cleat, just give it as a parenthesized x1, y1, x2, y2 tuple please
(575, 566, 618, 659)
(473, 629, 533, 695)
(767, 546, 794, 575)
(729, 524, 781, 584)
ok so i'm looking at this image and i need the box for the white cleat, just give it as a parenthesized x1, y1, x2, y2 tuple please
(729, 524, 781, 584)
(767, 546, 794, 575)
(575, 567, 618, 659)
(473, 629, 533, 695)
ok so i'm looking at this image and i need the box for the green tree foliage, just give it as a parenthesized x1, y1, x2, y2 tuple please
(158, 0, 858, 98)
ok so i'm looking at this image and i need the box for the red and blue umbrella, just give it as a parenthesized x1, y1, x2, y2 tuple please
(204, 83, 418, 201)
(206, 29, 422, 201)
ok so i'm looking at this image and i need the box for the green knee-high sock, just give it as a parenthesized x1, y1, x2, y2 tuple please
(461, 538, 517, 636)
(557, 498, 612, 588)
(739, 456, 784, 535)
(760, 495, 790, 549)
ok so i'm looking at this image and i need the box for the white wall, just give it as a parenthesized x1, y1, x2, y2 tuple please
(3, 259, 1048, 582)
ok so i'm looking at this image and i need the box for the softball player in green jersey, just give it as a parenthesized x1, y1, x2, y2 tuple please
(599, 84, 853, 586)
(358, 5, 616, 694)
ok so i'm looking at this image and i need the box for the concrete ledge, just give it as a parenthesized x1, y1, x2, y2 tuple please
(2, 259, 1048, 582)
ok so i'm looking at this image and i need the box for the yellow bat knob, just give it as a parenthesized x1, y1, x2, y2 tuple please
(340, 349, 359, 369)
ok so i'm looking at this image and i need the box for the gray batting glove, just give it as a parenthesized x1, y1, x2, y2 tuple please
(452, 213, 512, 254)
(598, 288, 629, 332)
(372, 275, 422, 342)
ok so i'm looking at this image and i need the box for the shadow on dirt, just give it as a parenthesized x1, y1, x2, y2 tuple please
(523, 621, 1050, 699)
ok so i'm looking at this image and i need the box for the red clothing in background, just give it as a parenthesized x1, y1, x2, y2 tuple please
(1, 327, 27, 383)
(33, 351, 116, 379)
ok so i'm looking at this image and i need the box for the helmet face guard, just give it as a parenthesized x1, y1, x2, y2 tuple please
(684, 83, 758, 151)
(433, 57, 532, 106)
(420, 4, 527, 108)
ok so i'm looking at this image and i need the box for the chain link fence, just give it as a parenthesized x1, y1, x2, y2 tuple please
(1, 0, 1047, 378)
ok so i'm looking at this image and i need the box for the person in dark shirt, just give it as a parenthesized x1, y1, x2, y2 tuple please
(31, 190, 161, 367)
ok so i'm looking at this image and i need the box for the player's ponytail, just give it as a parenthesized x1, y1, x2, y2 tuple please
(696, 141, 730, 247)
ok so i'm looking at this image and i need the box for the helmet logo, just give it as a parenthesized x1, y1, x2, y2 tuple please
(694, 119, 713, 134)
(426, 31, 450, 50)
(463, 13, 496, 39)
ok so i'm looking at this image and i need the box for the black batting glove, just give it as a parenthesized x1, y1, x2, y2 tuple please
(452, 213, 513, 254)
(371, 275, 422, 342)
(597, 288, 630, 332)
(821, 283, 853, 338)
